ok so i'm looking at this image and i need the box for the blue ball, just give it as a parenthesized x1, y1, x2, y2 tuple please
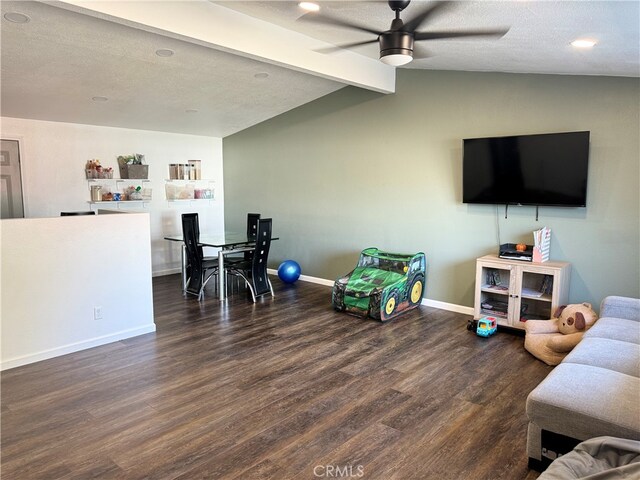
(278, 260, 301, 284)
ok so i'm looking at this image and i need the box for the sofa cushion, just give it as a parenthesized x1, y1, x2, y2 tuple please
(584, 317, 640, 344)
(527, 363, 640, 442)
(600, 296, 640, 322)
(563, 337, 640, 378)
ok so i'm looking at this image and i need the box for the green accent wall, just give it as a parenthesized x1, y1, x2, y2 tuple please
(223, 70, 640, 309)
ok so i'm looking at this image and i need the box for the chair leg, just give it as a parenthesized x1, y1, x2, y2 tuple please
(226, 271, 235, 296)
(247, 281, 256, 303)
(196, 270, 218, 301)
(201, 272, 216, 290)
(231, 270, 255, 302)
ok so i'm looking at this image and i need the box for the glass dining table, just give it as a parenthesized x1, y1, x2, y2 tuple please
(164, 232, 278, 300)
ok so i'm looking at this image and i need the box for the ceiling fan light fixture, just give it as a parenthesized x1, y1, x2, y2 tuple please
(379, 30, 414, 66)
(380, 53, 413, 66)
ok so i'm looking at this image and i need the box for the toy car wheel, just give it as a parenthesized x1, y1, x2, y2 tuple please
(408, 277, 424, 306)
(384, 292, 398, 317)
(332, 288, 345, 311)
(369, 292, 381, 318)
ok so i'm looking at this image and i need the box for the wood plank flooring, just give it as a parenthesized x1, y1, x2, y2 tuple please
(1, 275, 552, 479)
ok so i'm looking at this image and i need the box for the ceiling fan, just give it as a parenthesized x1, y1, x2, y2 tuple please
(299, 0, 509, 67)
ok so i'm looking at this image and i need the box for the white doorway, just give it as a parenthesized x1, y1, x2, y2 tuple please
(1, 139, 25, 219)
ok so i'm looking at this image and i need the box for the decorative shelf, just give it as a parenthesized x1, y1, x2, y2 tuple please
(166, 199, 215, 202)
(88, 179, 151, 183)
(165, 179, 214, 201)
(88, 201, 149, 206)
(164, 179, 215, 183)
(166, 199, 216, 207)
(88, 180, 152, 202)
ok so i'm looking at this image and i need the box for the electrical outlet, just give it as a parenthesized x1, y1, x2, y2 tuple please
(94, 306, 103, 320)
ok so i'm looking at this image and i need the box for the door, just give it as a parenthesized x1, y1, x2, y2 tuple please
(1, 139, 25, 218)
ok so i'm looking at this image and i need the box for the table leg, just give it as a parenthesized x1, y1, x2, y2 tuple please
(181, 244, 187, 292)
(218, 249, 225, 301)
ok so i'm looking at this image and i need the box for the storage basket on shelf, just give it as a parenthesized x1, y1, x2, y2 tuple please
(117, 154, 148, 179)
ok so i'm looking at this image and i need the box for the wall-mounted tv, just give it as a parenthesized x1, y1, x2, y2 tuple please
(462, 131, 590, 207)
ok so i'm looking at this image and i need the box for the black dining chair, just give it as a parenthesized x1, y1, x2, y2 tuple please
(60, 211, 95, 216)
(247, 213, 260, 240)
(182, 212, 216, 259)
(226, 218, 274, 302)
(242, 212, 261, 263)
(225, 213, 261, 271)
(182, 213, 218, 300)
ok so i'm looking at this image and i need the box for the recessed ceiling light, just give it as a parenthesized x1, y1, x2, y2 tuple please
(254, 72, 269, 79)
(155, 48, 175, 57)
(571, 39, 596, 48)
(3, 12, 31, 23)
(92, 96, 109, 102)
(185, 109, 199, 114)
(298, 2, 320, 12)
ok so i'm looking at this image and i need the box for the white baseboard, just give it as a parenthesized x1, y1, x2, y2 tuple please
(299, 275, 335, 287)
(153, 267, 181, 277)
(0, 324, 157, 371)
(420, 298, 474, 315)
(267, 268, 334, 287)
(267, 269, 473, 315)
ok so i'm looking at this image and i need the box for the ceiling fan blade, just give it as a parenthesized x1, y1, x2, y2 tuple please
(401, 1, 452, 33)
(298, 12, 381, 36)
(315, 39, 379, 54)
(414, 28, 510, 41)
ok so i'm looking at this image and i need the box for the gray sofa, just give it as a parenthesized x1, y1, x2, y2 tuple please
(526, 295, 640, 470)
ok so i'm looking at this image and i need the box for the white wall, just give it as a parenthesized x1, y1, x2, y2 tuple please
(1, 213, 155, 370)
(0, 117, 225, 275)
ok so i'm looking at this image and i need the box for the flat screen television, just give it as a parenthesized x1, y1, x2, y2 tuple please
(462, 131, 590, 207)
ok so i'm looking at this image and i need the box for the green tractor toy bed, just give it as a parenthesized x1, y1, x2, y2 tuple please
(332, 247, 426, 321)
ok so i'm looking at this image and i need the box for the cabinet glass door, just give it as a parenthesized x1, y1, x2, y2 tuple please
(519, 266, 556, 322)
(477, 264, 512, 325)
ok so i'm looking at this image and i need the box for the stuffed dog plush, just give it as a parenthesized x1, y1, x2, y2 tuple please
(524, 303, 598, 366)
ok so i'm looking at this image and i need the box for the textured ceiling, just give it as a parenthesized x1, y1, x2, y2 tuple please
(1, 1, 638, 138)
(0, 1, 346, 137)
(219, 0, 640, 77)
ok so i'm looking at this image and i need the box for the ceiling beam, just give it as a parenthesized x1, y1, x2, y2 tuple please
(53, 0, 396, 94)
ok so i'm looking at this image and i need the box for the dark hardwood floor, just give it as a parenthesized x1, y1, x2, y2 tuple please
(1, 275, 551, 479)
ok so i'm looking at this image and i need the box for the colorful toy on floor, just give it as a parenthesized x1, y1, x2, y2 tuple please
(278, 260, 301, 284)
(524, 302, 598, 365)
(476, 316, 498, 337)
(332, 247, 426, 322)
